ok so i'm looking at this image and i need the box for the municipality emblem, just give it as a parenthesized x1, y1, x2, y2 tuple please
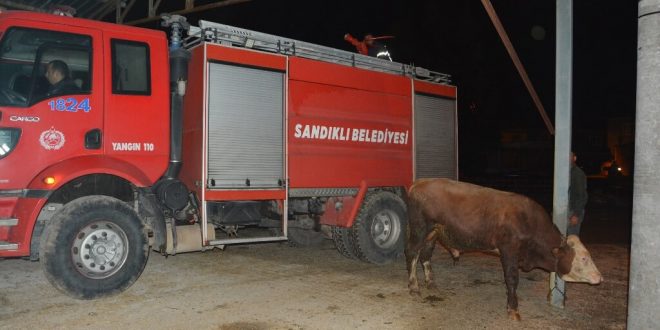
(40, 127, 66, 150)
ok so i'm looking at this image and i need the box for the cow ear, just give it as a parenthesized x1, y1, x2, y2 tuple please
(566, 235, 579, 247)
(552, 247, 561, 257)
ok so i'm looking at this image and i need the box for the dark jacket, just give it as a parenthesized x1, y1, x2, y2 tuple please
(47, 78, 80, 97)
(569, 164, 588, 215)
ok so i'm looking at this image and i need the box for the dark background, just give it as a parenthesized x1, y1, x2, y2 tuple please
(144, 0, 638, 177)
(140, 0, 637, 243)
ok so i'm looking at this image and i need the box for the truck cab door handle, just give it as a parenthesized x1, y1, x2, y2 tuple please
(85, 128, 102, 149)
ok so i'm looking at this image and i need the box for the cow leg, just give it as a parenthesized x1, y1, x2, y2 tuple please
(499, 250, 521, 321)
(405, 200, 431, 296)
(406, 252, 421, 295)
(420, 239, 437, 289)
(405, 229, 425, 296)
(449, 248, 460, 265)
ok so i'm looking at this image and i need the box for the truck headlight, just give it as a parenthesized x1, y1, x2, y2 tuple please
(0, 128, 20, 159)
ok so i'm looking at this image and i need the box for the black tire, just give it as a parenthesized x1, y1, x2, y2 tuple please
(40, 195, 149, 299)
(350, 191, 406, 264)
(331, 226, 357, 259)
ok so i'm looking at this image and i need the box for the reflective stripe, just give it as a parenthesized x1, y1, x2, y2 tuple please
(0, 189, 50, 198)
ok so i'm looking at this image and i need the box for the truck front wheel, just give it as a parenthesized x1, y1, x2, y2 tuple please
(40, 195, 149, 299)
(350, 191, 406, 265)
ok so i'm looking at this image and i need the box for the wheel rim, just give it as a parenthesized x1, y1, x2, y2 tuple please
(370, 209, 401, 249)
(71, 221, 129, 279)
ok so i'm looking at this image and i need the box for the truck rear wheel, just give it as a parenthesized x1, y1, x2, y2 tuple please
(350, 191, 406, 264)
(39, 195, 149, 299)
(332, 226, 357, 259)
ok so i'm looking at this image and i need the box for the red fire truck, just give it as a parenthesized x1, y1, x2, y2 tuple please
(0, 11, 457, 298)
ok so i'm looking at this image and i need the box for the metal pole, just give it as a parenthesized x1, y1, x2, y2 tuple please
(629, 1, 660, 328)
(549, 0, 572, 309)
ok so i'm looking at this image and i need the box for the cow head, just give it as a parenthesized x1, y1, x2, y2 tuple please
(553, 235, 603, 284)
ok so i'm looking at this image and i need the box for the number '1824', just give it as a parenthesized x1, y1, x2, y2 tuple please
(48, 98, 91, 113)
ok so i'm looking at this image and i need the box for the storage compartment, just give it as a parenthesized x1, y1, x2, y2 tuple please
(206, 62, 284, 188)
(414, 94, 457, 179)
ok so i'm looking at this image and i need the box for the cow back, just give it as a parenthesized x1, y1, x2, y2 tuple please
(408, 178, 562, 257)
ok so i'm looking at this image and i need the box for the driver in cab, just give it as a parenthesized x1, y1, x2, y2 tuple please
(45, 60, 79, 97)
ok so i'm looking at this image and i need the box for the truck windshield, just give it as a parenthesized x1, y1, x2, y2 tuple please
(0, 27, 91, 107)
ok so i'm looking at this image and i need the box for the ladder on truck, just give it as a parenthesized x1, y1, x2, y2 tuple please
(186, 20, 451, 84)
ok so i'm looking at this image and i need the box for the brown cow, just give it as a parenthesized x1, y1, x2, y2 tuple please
(405, 178, 602, 321)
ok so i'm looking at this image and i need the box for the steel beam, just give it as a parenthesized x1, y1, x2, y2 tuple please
(0, 0, 47, 12)
(125, 0, 250, 26)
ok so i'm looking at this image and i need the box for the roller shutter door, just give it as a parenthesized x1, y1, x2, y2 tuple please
(414, 94, 457, 179)
(207, 63, 284, 188)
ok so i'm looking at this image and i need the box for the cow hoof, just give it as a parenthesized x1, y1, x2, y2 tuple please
(508, 310, 521, 321)
(408, 288, 421, 297)
(426, 282, 438, 290)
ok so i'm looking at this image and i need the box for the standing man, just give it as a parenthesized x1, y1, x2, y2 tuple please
(568, 151, 588, 235)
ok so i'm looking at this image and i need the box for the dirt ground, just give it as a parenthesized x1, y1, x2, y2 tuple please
(0, 237, 628, 330)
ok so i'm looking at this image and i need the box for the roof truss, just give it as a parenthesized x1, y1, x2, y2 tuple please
(0, 0, 249, 26)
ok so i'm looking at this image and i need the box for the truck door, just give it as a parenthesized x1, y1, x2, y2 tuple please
(102, 34, 170, 182)
(0, 23, 103, 190)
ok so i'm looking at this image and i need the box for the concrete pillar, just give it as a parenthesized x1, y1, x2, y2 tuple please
(628, 1, 660, 328)
(549, 0, 572, 309)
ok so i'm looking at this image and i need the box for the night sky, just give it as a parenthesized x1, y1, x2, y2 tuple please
(139, 0, 638, 175)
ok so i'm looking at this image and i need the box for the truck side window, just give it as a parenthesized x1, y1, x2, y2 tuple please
(111, 40, 151, 95)
(0, 27, 91, 107)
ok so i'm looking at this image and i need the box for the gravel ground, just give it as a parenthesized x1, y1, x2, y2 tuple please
(0, 237, 628, 330)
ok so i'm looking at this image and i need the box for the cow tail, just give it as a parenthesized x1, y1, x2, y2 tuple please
(402, 187, 413, 239)
(405, 184, 427, 242)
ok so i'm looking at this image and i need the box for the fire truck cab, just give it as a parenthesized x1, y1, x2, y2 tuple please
(0, 11, 457, 299)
